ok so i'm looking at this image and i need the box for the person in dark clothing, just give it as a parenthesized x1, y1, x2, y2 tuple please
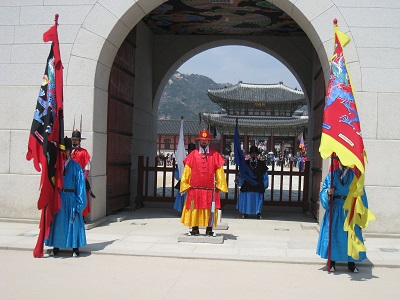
(236, 146, 269, 219)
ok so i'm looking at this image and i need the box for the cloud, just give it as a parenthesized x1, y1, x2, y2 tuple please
(178, 46, 300, 89)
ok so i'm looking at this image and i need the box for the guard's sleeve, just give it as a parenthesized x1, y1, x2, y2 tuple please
(215, 166, 228, 193)
(235, 177, 244, 187)
(75, 165, 88, 213)
(319, 172, 332, 210)
(263, 172, 269, 190)
(180, 164, 192, 193)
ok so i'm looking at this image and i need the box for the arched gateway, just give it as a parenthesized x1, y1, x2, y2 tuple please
(1, 1, 399, 234)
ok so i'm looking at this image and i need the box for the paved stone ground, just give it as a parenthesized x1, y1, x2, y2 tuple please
(1, 248, 400, 300)
(1, 207, 399, 267)
(1, 207, 400, 299)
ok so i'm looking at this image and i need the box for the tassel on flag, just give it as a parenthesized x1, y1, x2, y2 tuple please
(26, 14, 64, 258)
(319, 19, 375, 261)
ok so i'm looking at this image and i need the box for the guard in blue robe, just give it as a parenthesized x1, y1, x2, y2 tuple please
(236, 146, 269, 219)
(316, 163, 368, 272)
(45, 137, 87, 257)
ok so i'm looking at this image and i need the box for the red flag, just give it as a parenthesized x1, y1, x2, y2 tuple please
(26, 15, 64, 258)
(319, 20, 375, 260)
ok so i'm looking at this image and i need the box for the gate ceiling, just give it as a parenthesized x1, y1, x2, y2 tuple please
(142, 0, 305, 36)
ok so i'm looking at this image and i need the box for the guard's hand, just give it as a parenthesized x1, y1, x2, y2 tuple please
(327, 188, 334, 196)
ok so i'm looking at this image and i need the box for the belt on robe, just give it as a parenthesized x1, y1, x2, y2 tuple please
(190, 186, 215, 190)
(334, 195, 347, 200)
(62, 188, 76, 193)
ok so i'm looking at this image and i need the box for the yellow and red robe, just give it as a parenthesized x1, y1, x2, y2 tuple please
(180, 148, 228, 227)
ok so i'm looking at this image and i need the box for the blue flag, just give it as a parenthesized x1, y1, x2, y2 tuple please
(234, 122, 257, 185)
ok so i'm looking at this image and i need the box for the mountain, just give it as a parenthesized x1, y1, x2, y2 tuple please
(158, 72, 229, 120)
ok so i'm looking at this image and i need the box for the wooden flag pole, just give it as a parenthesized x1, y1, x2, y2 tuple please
(327, 155, 334, 272)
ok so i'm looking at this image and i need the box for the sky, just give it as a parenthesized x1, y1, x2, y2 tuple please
(177, 45, 300, 90)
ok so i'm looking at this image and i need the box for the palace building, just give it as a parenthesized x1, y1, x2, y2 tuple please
(202, 82, 309, 155)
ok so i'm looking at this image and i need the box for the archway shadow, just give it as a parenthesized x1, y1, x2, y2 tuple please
(220, 208, 317, 224)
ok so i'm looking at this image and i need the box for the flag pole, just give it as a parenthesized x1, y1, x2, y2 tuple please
(327, 155, 334, 272)
(32, 14, 59, 258)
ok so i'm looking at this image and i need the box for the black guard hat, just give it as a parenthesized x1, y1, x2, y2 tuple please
(71, 130, 85, 140)
(249, 145, 260, 154)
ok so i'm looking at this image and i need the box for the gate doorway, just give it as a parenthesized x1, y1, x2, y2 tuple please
(106, 29, 136, 215)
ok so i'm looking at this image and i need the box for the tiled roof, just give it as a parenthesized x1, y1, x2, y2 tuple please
(157, 119, 208, 135)
(202, 113, 308, 135)
(207, 82, 305, 104)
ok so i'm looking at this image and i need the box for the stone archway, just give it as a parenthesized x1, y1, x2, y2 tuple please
(67, 0, 356, 221)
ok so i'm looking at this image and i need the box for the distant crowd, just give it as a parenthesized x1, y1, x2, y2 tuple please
(228, 148, 307, 171)
(157, 148, 307, 171)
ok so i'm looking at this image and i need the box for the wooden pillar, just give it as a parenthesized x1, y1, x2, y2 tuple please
(220, 132, 224, 153)
(173, 135, 177, 151)
(244, 134, 249, 153)
(270, 134, 275, 152)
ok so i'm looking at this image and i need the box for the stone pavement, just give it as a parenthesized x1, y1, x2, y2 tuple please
(1, 205, 399, 268)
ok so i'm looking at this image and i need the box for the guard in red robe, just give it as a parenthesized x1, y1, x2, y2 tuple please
(180, 130, 228, 237)
(71, 130, 93, 217)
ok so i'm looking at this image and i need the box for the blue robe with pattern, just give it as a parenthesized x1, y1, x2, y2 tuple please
(316, 168, 367, 262)
(45, 158, 87, 249)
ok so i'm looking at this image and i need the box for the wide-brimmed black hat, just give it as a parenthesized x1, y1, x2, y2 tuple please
(71, 130, 85, 140)
(249, 145, 260, 154)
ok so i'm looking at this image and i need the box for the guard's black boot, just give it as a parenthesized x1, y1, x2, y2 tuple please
(206, 226, 216, 237)
(72, 248, 80, 257)
(189, 226, 199, 236)
(329, 260, 336, 272)
(348, 262, 359, 273)
(50, 247, 59, 256)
